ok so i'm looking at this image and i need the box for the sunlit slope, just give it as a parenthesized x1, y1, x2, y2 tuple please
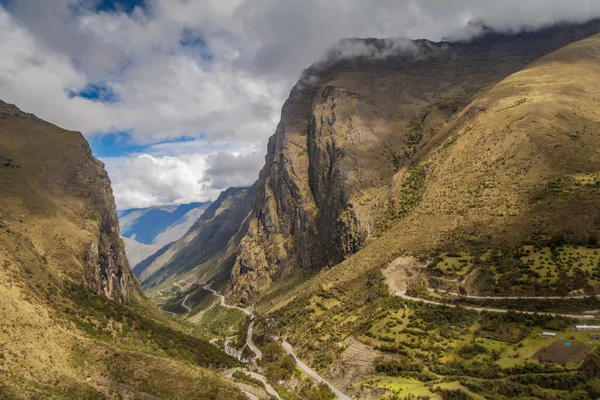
(229, 20, 600, 303)
(135, 185, 256, 296)
(251, 35, 600, 400)
(0, 101, 244, 399)
(259, 33, 600, 313)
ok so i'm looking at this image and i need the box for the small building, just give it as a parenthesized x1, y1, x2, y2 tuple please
(542, 332, 557, 337)
(584, 315, 596, 320)
(575, 325, 600, 330)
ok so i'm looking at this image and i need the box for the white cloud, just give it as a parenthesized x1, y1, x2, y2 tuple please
(2, 0, 600, 208)
(105, 153, 215, 209)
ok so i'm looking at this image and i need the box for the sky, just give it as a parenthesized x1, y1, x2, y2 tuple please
(1, 0, 600, 209)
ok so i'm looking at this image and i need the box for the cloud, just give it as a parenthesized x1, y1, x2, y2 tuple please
(2, 0, 600, 208)
(102, 138, 262, 209)
(105, 153, 216, 209)
(204, 151, 263, 190)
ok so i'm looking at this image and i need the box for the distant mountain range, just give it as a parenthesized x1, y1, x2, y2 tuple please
(118, 202, 211, 267)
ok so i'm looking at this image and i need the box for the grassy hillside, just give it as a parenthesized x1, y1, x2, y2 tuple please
(0, 101, 245, 399)
(248, 33, 600, 400)
(229, 19, 600, 304)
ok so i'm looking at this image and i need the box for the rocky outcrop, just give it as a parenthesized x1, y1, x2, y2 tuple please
(0, 100, 136, 303)
(229, 20, 600, 304)
(82, 162, 135, 303)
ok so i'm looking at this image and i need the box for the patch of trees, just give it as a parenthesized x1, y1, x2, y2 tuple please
(511, 373, 585, 390)
(375, 357, 424, 376)
(431, 360, 502, 379)
(296, 382, 336, 400)
(458, 343, 488, 360)
(258, 342, 296, 383)
(412, 303, 477, 331)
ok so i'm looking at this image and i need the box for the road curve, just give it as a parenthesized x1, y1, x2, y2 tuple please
(247, 320, 262, 360)
(427, 288, 595, 301)
(181, 293, 192, 313)
(246, 371, 280, 399)
(242, 391, 259, 400)
(282, 341, 352, 400)
(204, 283, 350, 399)
(203, 284, 261, 360)
(396, 290, 587, 319)
(227, 369, 281, 400)
(203, 285, 252, 316)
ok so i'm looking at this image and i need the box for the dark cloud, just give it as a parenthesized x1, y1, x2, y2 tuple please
(204, 151, 264, 190)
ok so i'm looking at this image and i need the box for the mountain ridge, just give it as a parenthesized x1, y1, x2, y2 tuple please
(118, 201, 211, 267)
(0, 100, 245, 399)
(134, 185, 257, 296)
(228, 18, 600, 304)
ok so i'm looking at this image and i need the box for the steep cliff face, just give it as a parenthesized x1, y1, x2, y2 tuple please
(0, 100, 136, 303)
(262, 34, 600, 400)
(230, 20, 600, 303)
(0, 101, 243, 399)
(135, 185, 257, 294)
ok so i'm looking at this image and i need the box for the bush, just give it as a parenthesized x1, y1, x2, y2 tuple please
(458, 344, 488, 360)
(375, 357, 423, 376)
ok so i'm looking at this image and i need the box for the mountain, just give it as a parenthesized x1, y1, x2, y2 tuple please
(118, 201, 211, 267)
(236, 26, 600, 400)
(228, 19, 600, 304)
(120, 236, 161, 268)
(0, 100, 244, 399)
(134, 185, 257, 295)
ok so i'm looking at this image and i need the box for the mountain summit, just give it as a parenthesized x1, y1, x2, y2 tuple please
(228, 19, 600, 304)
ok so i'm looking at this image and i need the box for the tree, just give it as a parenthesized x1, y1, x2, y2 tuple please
(581, 352, 600, 379)
(459, 286, 468, 297)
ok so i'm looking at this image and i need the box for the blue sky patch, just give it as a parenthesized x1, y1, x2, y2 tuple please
(68, 83, 119, 103)
(93, 0, 147, 14)
(89, 131, 145, 158)
(89, 131, 203, 158)
(180, 28, 214, 62)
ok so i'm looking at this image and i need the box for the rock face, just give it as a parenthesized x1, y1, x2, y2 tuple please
(134, 185, 257, 292)
(0, 100, 136, 303)
(229, 20, 600, 303)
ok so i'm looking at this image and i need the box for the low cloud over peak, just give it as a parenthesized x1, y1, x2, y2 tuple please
(1, 0, 599, 208)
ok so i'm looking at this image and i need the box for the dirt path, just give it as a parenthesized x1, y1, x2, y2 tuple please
(203, 284, 252, 316)
(282, 341, 351, 400)
(242, 391, 259, 400)
(428, 288, 594, 301)
(396, 290, 588, 319)
(204, 284, 349, 399)
(203, 284, 261, 360)
(225, 368, 281, 400)
(181, 293, 192, 313)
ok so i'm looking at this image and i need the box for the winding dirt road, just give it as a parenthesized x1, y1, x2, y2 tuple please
(202, 285, 261, 359)
(204, 284, 349, 399)
(203, 285, 251, 316)
(396, 290, 589, 319)
(225, 369, 281, 400)
(181, 293, 192, 313)
(427, 288, 594, 301)
(282, 341, 352, 400)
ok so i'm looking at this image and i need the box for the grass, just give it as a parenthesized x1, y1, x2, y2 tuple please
(193, 301, 247, 338)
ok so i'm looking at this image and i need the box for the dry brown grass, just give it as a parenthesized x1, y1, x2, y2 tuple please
(257, 34, 600, 314)
(0, 103, 244, 399)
